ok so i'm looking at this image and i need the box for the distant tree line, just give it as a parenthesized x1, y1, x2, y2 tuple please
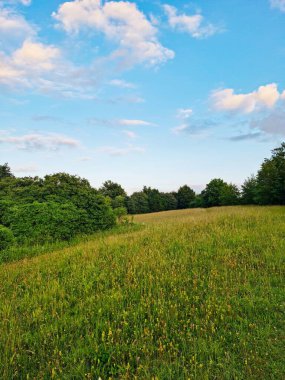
(0, 142, 284, 249)
(124, 142, 285, 213)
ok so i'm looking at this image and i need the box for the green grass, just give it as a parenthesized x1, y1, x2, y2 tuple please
(0, 206, 285, 379)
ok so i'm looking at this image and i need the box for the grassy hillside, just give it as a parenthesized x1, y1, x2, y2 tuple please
(0, 207, 284, 379)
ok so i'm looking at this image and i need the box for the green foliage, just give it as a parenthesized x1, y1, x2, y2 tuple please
(0, 225, 14, 251)
(99, 180, 126, 199)
(220, 183, 240, 205)
(4, 201, 88, 243)
(242, 175, 258, 205)
(176, 185, 196, 209)
(160, 192, 178, 211)
(201, 178, 228, 207)
(111, 195, 126, 209)
(143, 187, 164, 212)
(0, 163, 14, 180)
(127, 192, 150, 214)
(255, 143, 285, 205)
(113, 207, 128, 224)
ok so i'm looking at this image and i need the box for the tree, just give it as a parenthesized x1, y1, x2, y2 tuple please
(176, 185, 195, 209)
(99, 180, 126, 199)
(255, 143, 285, 205)
(160, 192, 178, 211)
(127, 192, 149, 214)
(112, 195, 126, 209)
(220, 183, 240, 206)
(201, 179, 228, 207)
(143, 187, 163, 213)
(242, 175, 258, 204)
(0, 163, 14, 180)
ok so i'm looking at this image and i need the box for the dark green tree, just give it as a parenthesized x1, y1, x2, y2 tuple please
(160, 192, 178, 211)
(143, 187, 163, 213)
(201, 178, 228, 207)
(99, 180, 126, 199)
(220, 183, 240, 206)
(127, 192, 150, 214)
(0, 163, 14, 180)
(242, 175, 258, 204)
(176, 185, 195, 209)
(255, 143, 285, 205)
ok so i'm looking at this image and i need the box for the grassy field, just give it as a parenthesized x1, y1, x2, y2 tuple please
(0, 206, 285, 379)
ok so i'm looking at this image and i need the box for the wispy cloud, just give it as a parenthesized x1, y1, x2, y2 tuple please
(119, 119, 154, 127)
(251, 107, 285, 136)
(123, 130, 137, 139)
(177, 108, 193, 119)
(0, 7, 35, 40)
(163, 4, 221, 39)
(97, 145, 145, 156)
(270, 0, 285, 12)
(229, 132, 263, 142)
(109, 79, 136, 89)
(0, 132, 80, 151)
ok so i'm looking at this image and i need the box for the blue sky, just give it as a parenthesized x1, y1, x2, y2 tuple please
(0, 0, 285, 193)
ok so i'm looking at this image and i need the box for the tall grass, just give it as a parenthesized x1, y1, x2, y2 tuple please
(0, 206, 284, 379)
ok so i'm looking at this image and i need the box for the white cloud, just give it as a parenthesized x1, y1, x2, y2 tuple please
(109, 79, 135, 89)
(172, 123, 189, 135)
(118, 119, 154, 127)
(123, 130, 137, 139)
(270, 0, 285, 11)
(163, 4, 219, 39)
(53, 0, 174, 66)
(212, 83, 284, 113)
(0, 133, 80, 150)
(0, 38, 101, 98)
(98, 145, 145, 156)
(20, 0, 31, 5)
(12, 40, 61, 71)
(177, 108, 193, 119)
(0, 40, 61, 87)
(0, 7, 34, 39)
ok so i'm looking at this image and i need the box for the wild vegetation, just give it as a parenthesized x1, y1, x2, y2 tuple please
(0, 142, 284, 253)
(0, 206, 284, 379)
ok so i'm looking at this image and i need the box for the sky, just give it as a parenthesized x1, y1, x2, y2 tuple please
(0, 0, 285, 194)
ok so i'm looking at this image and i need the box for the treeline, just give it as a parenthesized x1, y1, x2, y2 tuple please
(124, 142, 285, 213)
(0, 142, 284, 249)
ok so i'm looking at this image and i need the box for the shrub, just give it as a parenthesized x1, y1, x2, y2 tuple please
(4, 201, 89, 243)
(0, 225, 14, 251)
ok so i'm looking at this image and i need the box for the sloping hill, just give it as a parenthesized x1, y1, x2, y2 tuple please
(1, 207, 285, 379)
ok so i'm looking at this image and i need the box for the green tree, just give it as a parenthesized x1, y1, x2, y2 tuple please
(99, 180, 126, 199)
(127, 192, 149, 214)
(176, 185, 195, 209)
(0, 163, 14, 180)
(143, 187, 163, 213)
(242, 175, 258, 204)
(112, 195, 126, 209)
(220, 183, 240, 206)
(160, 192, 178, 211)
(255, 143, 285, 205)
(201, 179, 228, 207)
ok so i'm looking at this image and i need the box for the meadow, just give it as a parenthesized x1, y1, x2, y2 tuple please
(0, 206, 284, 379)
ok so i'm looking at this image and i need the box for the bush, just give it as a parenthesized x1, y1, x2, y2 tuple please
(4, 201, 89, 243)
(0, 225, 14, 251)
